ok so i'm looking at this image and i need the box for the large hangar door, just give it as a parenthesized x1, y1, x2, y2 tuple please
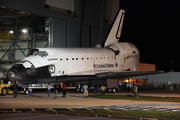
(49, 18, 66, 47)
(81, 25, 91, 47)
(67, 21, 80, 47)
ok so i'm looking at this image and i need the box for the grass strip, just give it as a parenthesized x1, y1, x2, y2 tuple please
(88, 94, 180, 102)
(58, 110, 180, 120)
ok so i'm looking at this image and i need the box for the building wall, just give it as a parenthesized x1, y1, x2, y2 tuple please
(137, 63, 155, 71)
(118, 63, 155, 87)
(133, 63, 180, 86)
(147, 72, 180, 85)
(132, 72, 180, 87)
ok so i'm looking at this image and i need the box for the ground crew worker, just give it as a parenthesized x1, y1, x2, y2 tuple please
(13, 82, 18, 98)
(62, 84, 67, 97)
(47, 83, 51, 98)
(54, 83, 58, 98)
(28, 88, 33, 97)
(100, 84, 106, 96)
(83, 84, 88, 98)
(134, 85, 139, 98)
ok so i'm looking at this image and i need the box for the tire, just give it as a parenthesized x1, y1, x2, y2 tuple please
(107, 88, 111, 93)
(24, 89, 29, 95)
(112, 88, 116, 93)
(76, 87, 80, 93)
(1, 88, 8, 96)
(80, 88, 84, 93)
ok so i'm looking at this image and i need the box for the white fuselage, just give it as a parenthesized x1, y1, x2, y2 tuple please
(20, 42, 140, 77)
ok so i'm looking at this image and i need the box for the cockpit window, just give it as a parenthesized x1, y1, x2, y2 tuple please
(27, 49, 48, 57)
(27, 49, 39, 56)
(38, 51, 48, 57)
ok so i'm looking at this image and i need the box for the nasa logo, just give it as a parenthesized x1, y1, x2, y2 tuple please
(93, 64, 98, 69)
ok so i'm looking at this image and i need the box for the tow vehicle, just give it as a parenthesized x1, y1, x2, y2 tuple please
(0, 81, 25, 95)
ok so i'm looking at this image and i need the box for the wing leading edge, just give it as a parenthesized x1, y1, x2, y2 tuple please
(96, 71, 164, 78)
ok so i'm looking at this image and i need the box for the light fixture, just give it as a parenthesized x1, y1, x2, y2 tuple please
(9, 30, 14, 34)
(22, 29, 27, 33)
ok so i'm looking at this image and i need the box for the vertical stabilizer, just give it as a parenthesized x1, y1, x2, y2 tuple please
(104, 10, 125, 47)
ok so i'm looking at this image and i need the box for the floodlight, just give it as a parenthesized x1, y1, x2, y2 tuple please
(9, 30, 13, 34)
(22, 29, 27, 33)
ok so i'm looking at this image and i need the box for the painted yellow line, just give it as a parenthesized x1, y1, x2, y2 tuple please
(31, 108, 35, 111)
(13, 108, 15, 111)
(86, 108, 94, 112)
(103, 108, 113, 112)
(49, 108, 57, 112)
(122, 108, 128, 111)
(68, 108, 75, 112)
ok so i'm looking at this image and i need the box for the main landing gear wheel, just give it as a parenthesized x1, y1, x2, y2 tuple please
(1, 88, 8, 96)
(76, 87, 80, 92)
(25, 90, 29, 95)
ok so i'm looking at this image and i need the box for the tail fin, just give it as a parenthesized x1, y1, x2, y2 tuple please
(104, 10, 125, 47)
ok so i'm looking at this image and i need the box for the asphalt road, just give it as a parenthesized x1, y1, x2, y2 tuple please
(0, 92, 180, 120)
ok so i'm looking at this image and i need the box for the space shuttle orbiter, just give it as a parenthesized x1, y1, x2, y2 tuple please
(6, 10, 163, 88)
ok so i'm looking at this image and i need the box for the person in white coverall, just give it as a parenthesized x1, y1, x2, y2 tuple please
(83, 84, 88, 98)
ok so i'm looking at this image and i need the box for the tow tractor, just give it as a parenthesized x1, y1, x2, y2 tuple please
(0, 81, 25, 96)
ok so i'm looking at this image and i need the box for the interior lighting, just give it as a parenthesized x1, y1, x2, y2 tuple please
(9, 30, 13, 34)
(22, 29, 27, 33)
(168, 82, 171, 85)
(126, 79, 128, 82)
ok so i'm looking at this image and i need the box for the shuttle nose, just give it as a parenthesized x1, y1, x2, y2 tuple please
(7, 64, 26, 81)
(7, 71, 16, 81)
(7, 62, 36, 81)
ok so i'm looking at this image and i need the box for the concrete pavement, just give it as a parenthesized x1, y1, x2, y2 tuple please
(0, 92, 180, 110)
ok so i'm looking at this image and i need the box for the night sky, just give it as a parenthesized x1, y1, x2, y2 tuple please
(120, 0, 180, 72)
